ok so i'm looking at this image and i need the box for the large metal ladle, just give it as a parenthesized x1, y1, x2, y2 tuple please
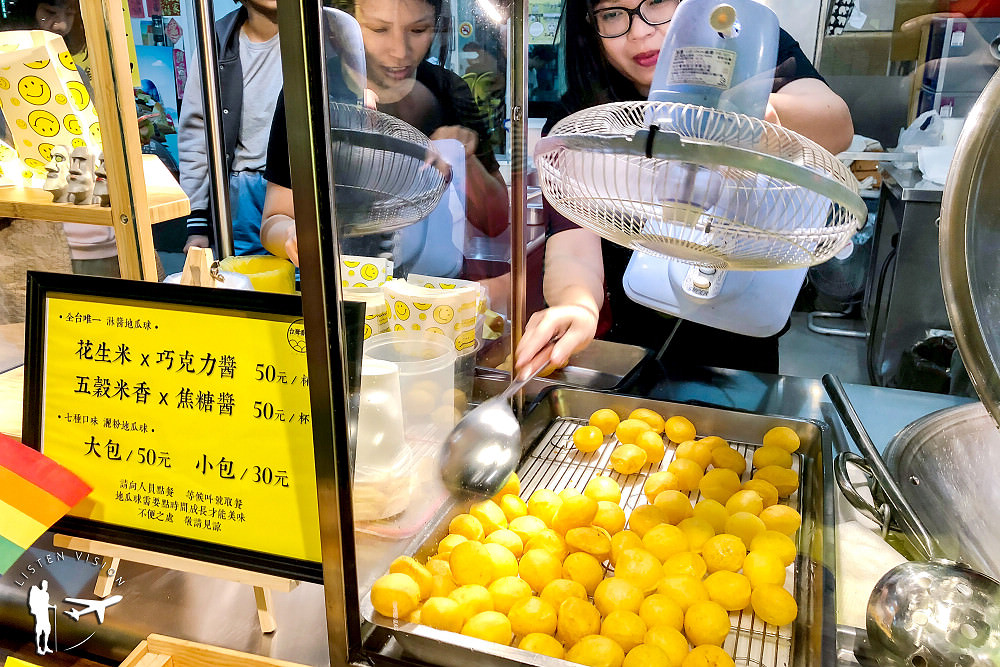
(823, 374, 1000, 666)
(438, 351, 551, 499)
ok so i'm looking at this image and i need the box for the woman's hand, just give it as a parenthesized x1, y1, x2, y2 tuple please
(430, 125, 479, 159)
(183, 234, 210, 253)
(282, 221, 299, 266)
(515, 303, 599, 375)
(516, 227, 606, 373)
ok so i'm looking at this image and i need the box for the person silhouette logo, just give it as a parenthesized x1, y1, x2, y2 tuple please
(27, 580, 57, 655)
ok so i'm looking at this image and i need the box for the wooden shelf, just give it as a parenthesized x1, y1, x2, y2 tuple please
(0, 155, 189, 226)
(120, 634, 308, 667)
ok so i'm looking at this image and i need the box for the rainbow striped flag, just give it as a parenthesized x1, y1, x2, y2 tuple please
(0, 434, 91, 575)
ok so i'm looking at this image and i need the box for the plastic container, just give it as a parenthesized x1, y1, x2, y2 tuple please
(646, 0, 779, 118)
(218, 255, 296, 293)
(454, 340, 482, 411)
(354, 358, 412, 521)
(363, 331, 458, 437)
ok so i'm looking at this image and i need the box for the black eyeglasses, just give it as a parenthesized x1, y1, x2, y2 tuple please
(589, 0, 679, 38)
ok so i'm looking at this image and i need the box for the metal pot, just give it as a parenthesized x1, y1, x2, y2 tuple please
(883, 401, 1000, 580)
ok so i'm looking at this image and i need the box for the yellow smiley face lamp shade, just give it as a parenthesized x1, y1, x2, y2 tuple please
(0, 31, 102, 181)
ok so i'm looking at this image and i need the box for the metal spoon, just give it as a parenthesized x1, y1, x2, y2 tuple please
(823, 374, 1000, 666)
(438, 350, 551, 499)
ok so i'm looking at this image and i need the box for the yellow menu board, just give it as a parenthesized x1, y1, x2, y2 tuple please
(37, 292, 320, 564)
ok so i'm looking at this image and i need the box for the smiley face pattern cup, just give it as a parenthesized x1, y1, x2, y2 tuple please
(382, 279, 479, 353)
(340, 254, 393, 288)
(344, 286, 390, 341)
(0, 31, 102, 179)
(407, 273, 490, 346)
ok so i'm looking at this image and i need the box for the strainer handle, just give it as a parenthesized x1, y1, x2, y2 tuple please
(834, 451, 896, 539)
(823, 374, 940, 561)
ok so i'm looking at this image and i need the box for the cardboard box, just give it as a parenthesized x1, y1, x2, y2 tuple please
(850, 158, 883, 188)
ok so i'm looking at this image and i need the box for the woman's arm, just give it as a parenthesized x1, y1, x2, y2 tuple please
(465, 161, 510, 238)
(260, 182, 299, 266)
(766, 78, 854, 154)
(515, 227, 605, 373)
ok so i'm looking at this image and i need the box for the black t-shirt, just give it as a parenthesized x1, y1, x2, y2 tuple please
(544, 29, 823, 373)
(264, 59, 499, 189)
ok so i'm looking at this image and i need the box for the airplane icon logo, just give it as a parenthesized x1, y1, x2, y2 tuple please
(62, 595, 122, 623)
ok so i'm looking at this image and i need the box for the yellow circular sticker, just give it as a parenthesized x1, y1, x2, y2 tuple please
(64, 113, 82, 135)
(28, 109, 60, 137)
(67, 81, 89, 111)
(433, 305, 454, 324)
(18, 75, 51, 105)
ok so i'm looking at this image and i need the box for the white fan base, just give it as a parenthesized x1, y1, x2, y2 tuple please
(622, 253, 807, 338)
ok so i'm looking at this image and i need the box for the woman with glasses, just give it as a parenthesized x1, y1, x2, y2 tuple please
(515, 0, 853, 376)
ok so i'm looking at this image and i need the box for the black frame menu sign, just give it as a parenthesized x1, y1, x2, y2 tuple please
(22, 272, 362, 583)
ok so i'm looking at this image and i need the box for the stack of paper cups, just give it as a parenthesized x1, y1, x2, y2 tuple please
(341, 254, 393, 288)
(353, 358, 412, 521)
(344, 287, 389, 341)
(397, 274, 485, 410)
(382, 279, 479, 353)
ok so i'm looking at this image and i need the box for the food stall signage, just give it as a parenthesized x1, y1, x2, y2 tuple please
(21, 273, 352, 583)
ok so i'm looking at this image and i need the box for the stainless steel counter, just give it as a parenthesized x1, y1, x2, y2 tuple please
(881, 164, 944, 203)
(863, 167, 954, 388)
(0, 369, 972, 667)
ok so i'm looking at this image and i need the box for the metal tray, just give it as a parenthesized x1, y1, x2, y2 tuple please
(361, 387, 834, 667)
(478, 338, 651, 393)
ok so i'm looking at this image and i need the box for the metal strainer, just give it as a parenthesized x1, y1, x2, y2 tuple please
(533, 101, 867, 270)
(329, 102, 450, 237)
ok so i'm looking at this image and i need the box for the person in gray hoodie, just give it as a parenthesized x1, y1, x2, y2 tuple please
(179, 0, 281, 256)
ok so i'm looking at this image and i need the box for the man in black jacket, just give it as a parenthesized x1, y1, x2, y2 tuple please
(179, 0, 281, 256)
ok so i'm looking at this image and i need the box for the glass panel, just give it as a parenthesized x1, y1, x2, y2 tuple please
(0, 0, 157, 365)
(816, 0, 1000, 149)
(269, 0, 515, 613)
(0, 0, 96, 341)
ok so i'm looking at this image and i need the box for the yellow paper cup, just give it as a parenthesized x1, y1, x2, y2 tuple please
(341, 254, 392, 288)
(218, 255, 296, 293)
(383, 279, 479, 354)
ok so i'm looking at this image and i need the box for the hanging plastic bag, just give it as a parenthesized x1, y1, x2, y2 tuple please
(894, 110, 944, 168)
(0, 31, 103, 181)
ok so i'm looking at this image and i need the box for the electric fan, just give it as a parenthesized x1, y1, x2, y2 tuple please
(323, 8, 451, 237)
(533, 0, 867, 337)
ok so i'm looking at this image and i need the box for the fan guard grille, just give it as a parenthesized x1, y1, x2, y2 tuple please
(329, 103, 449, 236)
(534, 101, 866, 270)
